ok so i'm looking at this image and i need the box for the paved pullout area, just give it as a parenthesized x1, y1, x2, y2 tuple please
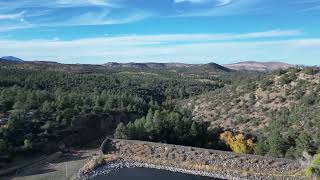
(2, 149, 99, 180)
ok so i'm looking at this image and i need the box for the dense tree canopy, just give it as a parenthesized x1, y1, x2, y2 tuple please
(0, 67, 224, 159)
(1, 63, 319, 163)
(114, 107, 228, 150)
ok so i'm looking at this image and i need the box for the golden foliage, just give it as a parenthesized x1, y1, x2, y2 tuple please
(305, 153, 320, 178)
(220, 131, 255, 154)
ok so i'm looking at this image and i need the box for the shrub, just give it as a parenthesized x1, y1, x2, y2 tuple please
(294, 88, 305, 100)
(254, 136, 267, 155)
(305, 153, 320, 179)
(260, 79, 273, 90)
(279, 73, 296, 85)
(23, 139, 33, 151)
(81, 155, 118, 174)
(220, 131, 255, 154)
(274, 69, 287, 76)
(303, 67, 319, 75)
(285, 146, 296, 159)
(295, 131, 312, 157)
(100, 138, 112, 154)
(114, 122, 128, 139)
(302, 92, 318, 105)
(249, 93, 256, 105)
(288, 67, 301, 74)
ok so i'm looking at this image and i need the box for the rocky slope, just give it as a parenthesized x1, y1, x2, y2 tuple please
(181, 67, 320, 137)
(224, 61, 294, 71)
(80, 139, 305, 180)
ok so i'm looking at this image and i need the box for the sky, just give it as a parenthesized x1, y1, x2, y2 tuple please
(0, 0, 320, 65)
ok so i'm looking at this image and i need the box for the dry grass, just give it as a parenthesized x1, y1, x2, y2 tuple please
(81, 154, 119, 173)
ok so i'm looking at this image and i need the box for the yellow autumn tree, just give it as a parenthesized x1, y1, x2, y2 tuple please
(220, 131, 255, 154)
(305, 153, 320, 179)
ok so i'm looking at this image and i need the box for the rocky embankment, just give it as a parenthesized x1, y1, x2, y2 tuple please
(79, 139, 305, 180)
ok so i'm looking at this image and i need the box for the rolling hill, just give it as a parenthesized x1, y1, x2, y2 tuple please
(0, 56, 23, 62)
(0, 60, 232, 75)
(181, 66, 320, 140)
(224, 61, 294, 71)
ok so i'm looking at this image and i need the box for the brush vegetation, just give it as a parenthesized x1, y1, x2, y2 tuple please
(1, 61, 319, 173)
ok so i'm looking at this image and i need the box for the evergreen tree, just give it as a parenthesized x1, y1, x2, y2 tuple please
(41, 101, 54, 114)
(267, 122, 285, 157)
(0, 139, 6, 152)
(285, 146, 296, 159)
(114, 123, 127, 139)
(152, 110, 162, 136)
(254, 136, 267, 155)
(295, 131, 312, 156)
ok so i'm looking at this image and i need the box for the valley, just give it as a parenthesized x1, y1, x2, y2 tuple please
(0, 60, 319, 179)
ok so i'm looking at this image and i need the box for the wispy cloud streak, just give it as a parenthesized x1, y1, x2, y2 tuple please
(0, 0, 317, 32)
(0, 30, 316, 65)
(0, 11, 25, 20)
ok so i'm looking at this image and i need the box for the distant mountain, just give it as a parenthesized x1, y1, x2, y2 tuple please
(224, 61, 294, 71)
(104, 62, 231, 74)
(104, 61, 295, 73)
(202, 62, 231, 72)
(104, 62, 192, 69)
(0, 56, 23, 62)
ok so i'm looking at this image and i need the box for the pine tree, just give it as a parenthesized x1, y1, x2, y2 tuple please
(266, 121, 286, 157)
(285, 146, 296, 159)
(0, 139, 6, 152)
(152, 110, 162, 136)
(268, 130, 285, 157)
(41, 101, 54, 114)
(190, 121, 199, 137)
(144, 108, 155, 137)
(254, 136, 267, 155)
(295, 131, 312, 156)
(114, 123, 128, 139)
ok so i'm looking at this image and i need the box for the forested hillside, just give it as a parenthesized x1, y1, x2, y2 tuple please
(1, 61, 319, 170)
(182, 67, 320, 158)
(0, 62, 226, 164)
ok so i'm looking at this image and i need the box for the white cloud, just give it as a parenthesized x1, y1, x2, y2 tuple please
(93, 29, 302, 43)
(0, 11, 25, 20)
(174, 0, 209, 3)
(0, 1, 147, 31)
(299, 5, 320, 12)
(60, 10, 149, 26)
(234, 29, 303, 39)
(1, 0, 309, 31)
(55, 0, 113, 7)
(173, 0, 261, 17)
(0, 24, 33, 32)
(174, 0, 233, 5)
(0, 30, 317, 65)
(217, 0, 233, 6)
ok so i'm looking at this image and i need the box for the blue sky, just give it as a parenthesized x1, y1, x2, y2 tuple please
(0, 0, 319, 65)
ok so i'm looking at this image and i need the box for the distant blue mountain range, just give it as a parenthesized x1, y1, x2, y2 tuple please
(0, 56, 24, 62)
